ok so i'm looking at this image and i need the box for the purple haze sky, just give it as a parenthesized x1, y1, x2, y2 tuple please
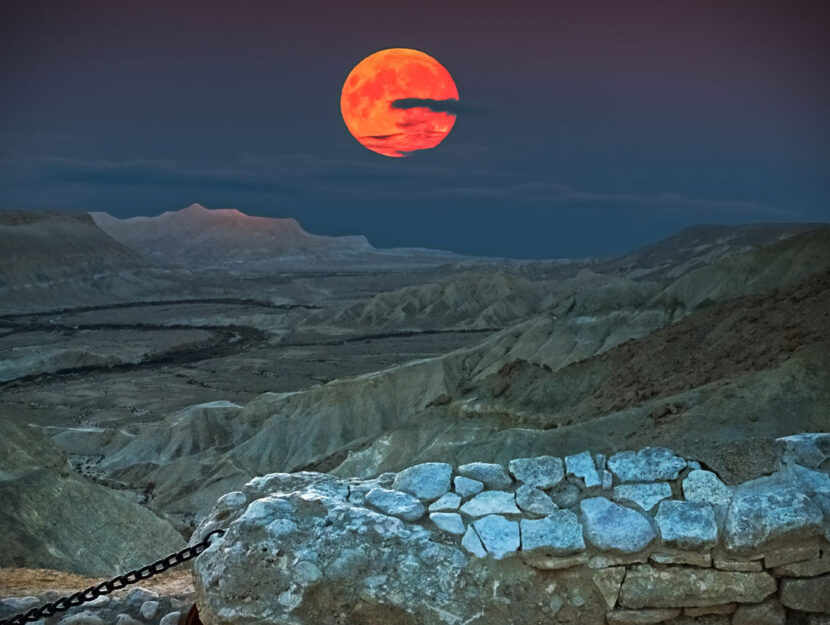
(1, 0, 828, 257)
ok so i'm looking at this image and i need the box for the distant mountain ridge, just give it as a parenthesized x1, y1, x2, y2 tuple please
(91, 203, 378, 270)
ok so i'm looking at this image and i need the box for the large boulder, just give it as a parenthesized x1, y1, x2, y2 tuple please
(193, 472, 614, 625)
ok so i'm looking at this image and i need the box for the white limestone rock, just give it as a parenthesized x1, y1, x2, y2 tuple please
(473, 515, 520, 559)
(125, 588, 159, 603)
(461, 524, 486, 557)
(580, 497, 656, 553)
(612, 482, 672, 512)
(654, 500, 718, 550)
(194, 476, 470, 625)
(565, 451, 601, 488)
(723, 485, 824, 554)
(508, 455, 565, 489)
(392, 462, 452, 501)
(428, 492, 461, 512)
(520, 510, 585, 555)
(515, 484, 558, 516)
(607, 447, 686, 482)
(159, 612, 182, 625)
(139, 600, 160, 619)
(460, 490, 520, 517)
(453, 475, 484, 498)
(682, 470, 733, 506)
(456, 462, 513, 490)
(365, 487, 426, 522)
(430, 512, 466, 535)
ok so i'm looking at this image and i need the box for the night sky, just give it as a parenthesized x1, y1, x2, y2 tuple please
(1, 1, 829, 258)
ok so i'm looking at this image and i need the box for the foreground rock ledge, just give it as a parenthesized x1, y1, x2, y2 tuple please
(193, 434, 830, 625)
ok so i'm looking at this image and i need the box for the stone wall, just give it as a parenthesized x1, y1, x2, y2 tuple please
(192, 433, 830, 625)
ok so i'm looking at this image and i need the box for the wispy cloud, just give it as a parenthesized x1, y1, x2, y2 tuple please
(37, 157, 291, 193)
(1, 154, 795, 219)
(426, 182, 795, 217)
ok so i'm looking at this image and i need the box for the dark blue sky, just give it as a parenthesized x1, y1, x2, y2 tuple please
(1, 0, 828, 258)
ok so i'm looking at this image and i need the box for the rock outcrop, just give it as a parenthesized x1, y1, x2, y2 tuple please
(192, 433, 830, 625)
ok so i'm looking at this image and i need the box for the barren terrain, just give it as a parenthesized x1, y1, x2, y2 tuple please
(1, 207, 828, 623)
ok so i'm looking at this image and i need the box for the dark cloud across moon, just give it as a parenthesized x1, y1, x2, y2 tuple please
(391, 98, 491, 116)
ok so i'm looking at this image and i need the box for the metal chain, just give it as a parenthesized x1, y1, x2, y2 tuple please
(0, 529, 225, 625)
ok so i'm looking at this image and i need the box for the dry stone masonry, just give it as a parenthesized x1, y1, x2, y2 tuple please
(191, 433, 830, 625)
(0, 587, 187, 625)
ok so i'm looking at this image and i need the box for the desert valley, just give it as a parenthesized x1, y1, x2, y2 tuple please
(1, 204, 829, 624)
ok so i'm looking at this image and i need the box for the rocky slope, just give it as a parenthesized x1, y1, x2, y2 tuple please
(598, 222, 820, 281)
(302, 269, 659, 334)
(189, 433, 830, 625)
(0, 415, 185, 577)
(51, 227, 830, 532)
(0, 211, 142, 288)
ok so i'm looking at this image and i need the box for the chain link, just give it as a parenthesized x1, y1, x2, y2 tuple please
(0, 530, 225, 625)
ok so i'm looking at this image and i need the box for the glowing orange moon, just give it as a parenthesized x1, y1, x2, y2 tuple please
(341, 48, 459, 157)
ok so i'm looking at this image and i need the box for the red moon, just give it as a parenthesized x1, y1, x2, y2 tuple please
(341, 48, 459, 157)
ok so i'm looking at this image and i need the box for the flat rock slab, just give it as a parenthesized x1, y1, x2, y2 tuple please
(779, 574, 830, 613)
(654, 500, 718, 550)
(428, 492, 461, 512)
(430, 512, 465, 535)
(606, 608, 681, 624)
(619, 565, 776, 608)
(515, 484, 558, 516)
(460, 490, 520, 517)
(732, 597, 786, 625)
(608, 447, 686, 482)
(565, 451, 601, 488)
(392, 462, 452, 501)
(508, 455, 565, 489)
(682, 470, 733, 506)
(723, 486, 824, 553)
(771, 551, 830, 577)
(581, 497, 656, 553)
(473, 514, 520, 559)
(365, 487, 426, 521)
(650, 551, 712, 567)
(456, 462, 513, 490)
(613, 482, 672, 512)
(520, 510, 585, 555)
(453, 475, 484, 498)
(592, 566, 626, 609)
(461, 524, 486, 557)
